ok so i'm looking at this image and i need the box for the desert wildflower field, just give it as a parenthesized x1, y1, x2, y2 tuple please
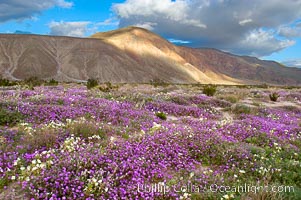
(0, 82, 301, 199)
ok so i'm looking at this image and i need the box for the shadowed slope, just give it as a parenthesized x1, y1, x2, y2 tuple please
(182, 48, 301, 85)
(0, 33, 198, 83)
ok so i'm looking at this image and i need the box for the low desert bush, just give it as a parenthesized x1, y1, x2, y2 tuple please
(203, 85, 217, 96)
(99, 82, 117, 92)
(45, 79, 59, 86)
(219, 94, 240, 103)
(150, 79, 169, 88)
(269, 92, 280, 102)
(155, 112, 167, 120)
(86, 78, 98, 89)
(24, 77, 42, 87)
(57, 99, 64, 105)
(21, 129, 58, 152)
(258, 83, 269, 89)
(171, 96, 189, 105)
(67, 121, 106, 140)
(0, 108, 24, 126)
(232, 104, 251, 114)
(0, 78, 17, 87)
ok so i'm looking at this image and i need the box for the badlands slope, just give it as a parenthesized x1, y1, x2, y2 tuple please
(0, 26, 300, 85)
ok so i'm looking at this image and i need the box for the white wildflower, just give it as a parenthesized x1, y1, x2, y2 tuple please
(222, 194, 229, 199)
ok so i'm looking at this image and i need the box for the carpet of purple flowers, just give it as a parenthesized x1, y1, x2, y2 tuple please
(0, 84, 301, 199)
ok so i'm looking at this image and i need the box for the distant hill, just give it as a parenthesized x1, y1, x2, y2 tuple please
(0, 26, 300, 85)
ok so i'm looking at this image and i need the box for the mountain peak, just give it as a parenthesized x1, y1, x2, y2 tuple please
(91, 26, 158, 40)
(91, 26, 184, 63)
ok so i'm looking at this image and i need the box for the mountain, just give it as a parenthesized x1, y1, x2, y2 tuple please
(14, 30, 32, 35)
(0, 26, 300, 85)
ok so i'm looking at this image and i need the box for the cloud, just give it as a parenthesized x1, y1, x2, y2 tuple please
(55, 0, 73, 8)
(168, 38, 191, 44)
(282, 59, 301, 68)
(279, 26, 301, 38)
(97, 18, 119, 26)
(113, 0, 206, 28)
(113, 0, 301, 56)
(0, 0, 73, 23)
(132, 22, 157, 30)
(239, 19, 253, 26)
(234, 29, 295, 57)
(49, 21, 90, 37)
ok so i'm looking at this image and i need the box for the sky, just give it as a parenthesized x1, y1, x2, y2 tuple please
(0, 0, 301, 68)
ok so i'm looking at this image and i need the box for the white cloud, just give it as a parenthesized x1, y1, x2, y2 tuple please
(279, 26, 301, 38)
(55, 0, 73, 8)
(133, 22, 157, 30)
(49, 21, 90, 37)
(113, 0, 206, 28)
(113, 0, 301, 56)
(0, 0, 73, 22)
(239, 19, 253, 26)
(114, 0, 186, 19)
(282, 59, 301, 68)
(97, 18, 119, 26)
(168, 38, 191, 44)
(237, 29, 295, 57)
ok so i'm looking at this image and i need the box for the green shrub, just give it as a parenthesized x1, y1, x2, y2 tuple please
(87, 78, 98, 89)
(203, 85, 217, 96)
(269, 92, 279, 102)
(99, 82, 114, 92)
(219, 94, 240, 103)
(155, 112, 167, 120)
(258, 83, 269, 88)
(22, 129, 58, 152)
(285, 86, 297, 90)
(245, 133, 274, 147)
(171, 96, 189, 105)
(225, 96, 239, 103)
(45, 79, 58, 86)
(0, 78, 17, 87)
(150, 79, 168, 88)
(67, 121, 106, 140)
(0, 78, 10, 86)
(0, 108, 24, 126)
(232, 104, 251, 114)
(57, 99, 64, 105)
(24, 77, 42, 87)
(122, 133, 130, 140)
(251, 101, 261, 107)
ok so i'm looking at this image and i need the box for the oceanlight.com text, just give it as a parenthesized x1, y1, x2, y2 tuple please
(137, 183, 295, 194)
